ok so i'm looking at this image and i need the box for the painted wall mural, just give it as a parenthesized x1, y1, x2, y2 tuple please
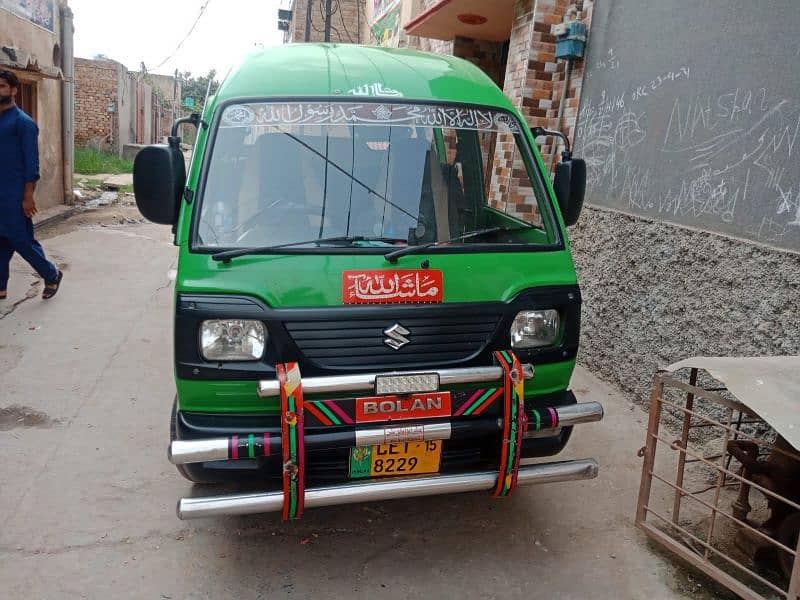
(371, 1, 401, 47)
(0, 0, 55, 32)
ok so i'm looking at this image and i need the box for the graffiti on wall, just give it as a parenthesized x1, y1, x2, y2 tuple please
(373, 0, 398, 21)
(0, 0, 55, 32)
(371, 0, 401, 47)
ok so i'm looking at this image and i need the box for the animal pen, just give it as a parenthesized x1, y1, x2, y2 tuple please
(636, 357, 800, 600)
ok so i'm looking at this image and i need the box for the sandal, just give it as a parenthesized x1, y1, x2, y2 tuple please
(42, 270, 63, 300)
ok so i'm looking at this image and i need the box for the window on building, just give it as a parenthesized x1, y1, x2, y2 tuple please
(16, 79, 38, 121)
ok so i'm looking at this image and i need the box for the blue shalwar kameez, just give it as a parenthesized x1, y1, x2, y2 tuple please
(0, 105, 59, 291)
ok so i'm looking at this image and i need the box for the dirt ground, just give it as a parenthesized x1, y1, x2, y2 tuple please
(0, 204, 726, 599)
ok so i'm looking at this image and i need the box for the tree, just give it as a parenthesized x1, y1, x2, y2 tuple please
(180, 70, 219, 113)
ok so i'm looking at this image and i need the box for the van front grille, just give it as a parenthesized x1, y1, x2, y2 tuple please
(285, 313, 500, 370)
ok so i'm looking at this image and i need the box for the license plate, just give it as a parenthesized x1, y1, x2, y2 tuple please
(349, 441, 442, 478)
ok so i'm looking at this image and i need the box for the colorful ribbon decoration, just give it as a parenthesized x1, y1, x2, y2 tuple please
(492, 350, 526, 497)
(277, 362, 305, 520)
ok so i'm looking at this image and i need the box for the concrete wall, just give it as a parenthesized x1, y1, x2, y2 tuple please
(148, 72, 182, 141)
(289, 0, 365, 43)
(117, 72, 135, 150)
(565, 0, 800, 405)
(0, 2, 68, 210)
(142, 85, 152, 143)
(570, 207, 800, 407)
(148, 73, 181, 107)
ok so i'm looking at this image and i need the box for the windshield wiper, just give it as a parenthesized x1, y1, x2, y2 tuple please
(282, 132, 425, 226)
(212, 235, 406, 263)
(384, 225, 534, 263)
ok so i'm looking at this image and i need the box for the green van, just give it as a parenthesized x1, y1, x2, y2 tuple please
(133, 44, 603, 520)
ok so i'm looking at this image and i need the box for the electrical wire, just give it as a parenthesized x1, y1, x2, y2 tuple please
(329, 23, 345, 41)
(310, 0, 326, 33)
(358, 0, 363, 43)
(334, 0, 355, 43)
(312, 0, 345, 41)
(325, 0, 346, 42)
(154, 0, 213, 70)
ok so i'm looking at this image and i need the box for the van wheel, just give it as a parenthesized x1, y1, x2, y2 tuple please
(170, 396, 223, 484)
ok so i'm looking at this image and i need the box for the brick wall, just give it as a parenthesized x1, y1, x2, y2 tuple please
(486, 0, 592, 222)
(484, 0, 540, 221)
(290, 0, 366, 43)
(452, 37, 506, 87)
(76, 58, 183, 151)
(388, 1, 595, 223)
(74, 57, 123, 150)
(526, 0, 591, 168)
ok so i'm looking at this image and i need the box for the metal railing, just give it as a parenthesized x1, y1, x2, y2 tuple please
(636, 370, 800, 600)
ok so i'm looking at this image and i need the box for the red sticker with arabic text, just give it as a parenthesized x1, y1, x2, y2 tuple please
(342, 270, 443, 304)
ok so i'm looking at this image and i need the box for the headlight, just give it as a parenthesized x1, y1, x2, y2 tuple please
(510, 310, 560, 348)
(200, 319, 266, 361)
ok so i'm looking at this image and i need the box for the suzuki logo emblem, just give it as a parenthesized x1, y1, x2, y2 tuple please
(383, 323, 411, 350)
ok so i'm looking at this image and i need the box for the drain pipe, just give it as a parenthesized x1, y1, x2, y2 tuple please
(60, 5, 75, 205)
(549, 56, 574, 174)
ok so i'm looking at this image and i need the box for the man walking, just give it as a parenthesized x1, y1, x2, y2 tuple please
(0, 70, 62, 301)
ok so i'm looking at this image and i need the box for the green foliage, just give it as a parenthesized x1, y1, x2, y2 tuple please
(180, 69, 219, 114)
(74, 148, 134, 175)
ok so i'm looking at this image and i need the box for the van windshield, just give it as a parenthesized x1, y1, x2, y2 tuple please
(195, 102, 559, 251)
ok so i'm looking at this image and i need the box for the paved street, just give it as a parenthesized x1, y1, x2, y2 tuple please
(0, 209, 698, 599)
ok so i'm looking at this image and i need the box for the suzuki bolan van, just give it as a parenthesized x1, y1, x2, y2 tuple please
(133, 44, 602, 521)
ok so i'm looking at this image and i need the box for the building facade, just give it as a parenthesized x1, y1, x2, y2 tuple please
(284, 0, 366, 44)
(74, 57, 181, 157)
(362, 0, 588, 227)
(1, 0, 74, 210)
(366, 0, 590, 172)
(383, 0, 800, 410)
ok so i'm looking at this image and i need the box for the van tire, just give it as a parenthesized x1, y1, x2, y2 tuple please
(170, 396, 223, 485)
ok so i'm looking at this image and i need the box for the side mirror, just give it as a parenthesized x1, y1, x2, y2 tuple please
(133, 114, 205, 225)
(133, 144, 186, 225)
(553, 156, 586, 226)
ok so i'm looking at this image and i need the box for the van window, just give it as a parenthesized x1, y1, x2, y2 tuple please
(195, 102, 558, 250)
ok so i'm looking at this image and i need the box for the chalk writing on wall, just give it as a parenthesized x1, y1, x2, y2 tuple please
(573, 0, 800, 251)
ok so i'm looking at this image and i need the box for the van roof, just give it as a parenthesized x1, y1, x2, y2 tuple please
(212, 43, 512, 109)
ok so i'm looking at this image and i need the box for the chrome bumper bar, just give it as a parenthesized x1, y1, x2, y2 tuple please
(168, 401, 604, 465)
(257, 364, 535, 397)
(535, 401, 605, 429)
(176, 458, 599, 519)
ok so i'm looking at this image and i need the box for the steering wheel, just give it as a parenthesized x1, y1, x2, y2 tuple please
(234, 199, 316, 245)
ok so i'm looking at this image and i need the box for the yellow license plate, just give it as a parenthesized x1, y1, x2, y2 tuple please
(349, 441, 442, 478)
